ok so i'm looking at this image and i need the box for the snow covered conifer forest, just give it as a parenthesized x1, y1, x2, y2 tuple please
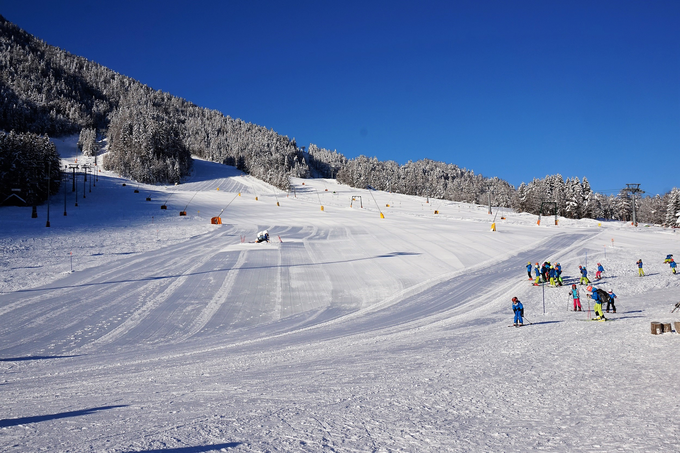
(0, 13, 678, 223)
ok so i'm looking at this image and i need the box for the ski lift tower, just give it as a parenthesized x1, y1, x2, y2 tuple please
(622, 184, 644, 227)
(537, 201, 558, 226)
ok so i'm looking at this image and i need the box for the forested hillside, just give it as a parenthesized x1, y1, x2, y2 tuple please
(0, 15, 677, 224)
(0, 15, 307, 187)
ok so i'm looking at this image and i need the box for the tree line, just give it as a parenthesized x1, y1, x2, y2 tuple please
(0, 15, 677, 226)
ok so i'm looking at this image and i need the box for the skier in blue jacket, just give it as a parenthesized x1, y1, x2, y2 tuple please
(533, 263, 541, 285)
(526, 262, 533, 280)
(588, 286, 605, 320)
(606, 289, 617, 313)
(579, 266, 589, 285)
(549, 266, 557, 287)
(512, 297, 524, 327)
(670, 259, 677, 274)
(555, 263, 563, 286)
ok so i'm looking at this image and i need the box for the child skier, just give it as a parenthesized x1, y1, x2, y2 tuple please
(587, 286, 606, 320)
(555, 263, 563, 286)
(534, 263, 541, 285)
(571, 284, 582, 311)
(596, 263, 604, 279)
(606, 289, 617, 313)
(526, 262, 533, 280)
(636, 259, 644, 277)
(579, 266, 589, 285)
(549, 265, 557, 287)
(670, 259, 677, 274)
(541, 262, 549, 283)
(512, 297, 524, 327)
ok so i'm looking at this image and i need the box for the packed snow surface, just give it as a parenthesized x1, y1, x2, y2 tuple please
(1, 136, 680, 452)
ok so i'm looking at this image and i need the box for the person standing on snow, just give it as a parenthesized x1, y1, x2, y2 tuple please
(526, 262, 533, 280)
(596, 263, 605, 280)
(579, 266, 590, 285)
(549, 265, 557, 287)
(555, 263, 563, 286)
(669, 259, 677, 274)
(543, 262, 552, 283)
(636, 259, 644, 277)
(606, 290, 617, 313)
(512, 297, 524, 327)
(534, 263, 541, 285)
(588, 286, 605, 320)
(571, 284, 582, 311)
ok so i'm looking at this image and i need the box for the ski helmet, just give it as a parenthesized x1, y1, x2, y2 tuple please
(264, 229, 269, 235)
(512, 297, 518, 302)
(571, 284, 576, 289)
(586, 285, 593, 292)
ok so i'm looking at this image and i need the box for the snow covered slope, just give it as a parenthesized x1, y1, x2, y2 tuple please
(1, 137, 680, 452)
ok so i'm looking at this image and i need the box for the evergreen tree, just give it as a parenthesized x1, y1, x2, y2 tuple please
(665, 188, 680, 227)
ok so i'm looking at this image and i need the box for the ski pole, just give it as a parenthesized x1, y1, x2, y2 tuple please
(522, 315, 533, 325)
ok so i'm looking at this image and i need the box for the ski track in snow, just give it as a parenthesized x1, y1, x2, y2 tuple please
(1, 138, 680, 452)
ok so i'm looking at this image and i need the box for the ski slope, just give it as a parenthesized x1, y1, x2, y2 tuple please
(1, 137, 680, 452)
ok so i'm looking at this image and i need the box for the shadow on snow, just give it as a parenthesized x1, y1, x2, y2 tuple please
(0, 354, 81, 362)
(13, 251, 421, 293)
(121, 443, 243, 453)
(0, 405, 127, 428)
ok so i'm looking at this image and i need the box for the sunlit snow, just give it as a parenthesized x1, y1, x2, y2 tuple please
(1, 136, 680, 452)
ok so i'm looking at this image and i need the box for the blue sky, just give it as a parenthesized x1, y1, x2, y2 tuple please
(2, 0, 678, 196)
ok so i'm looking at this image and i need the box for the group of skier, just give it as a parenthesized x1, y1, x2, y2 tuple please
(633, 255, 676, 275)
(518, 260, 616, 324)
(515, 252, 676, 324)
(517, 253, 676, 324)
(529, 261, 564, 287)
(514, 284, 617, 325)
